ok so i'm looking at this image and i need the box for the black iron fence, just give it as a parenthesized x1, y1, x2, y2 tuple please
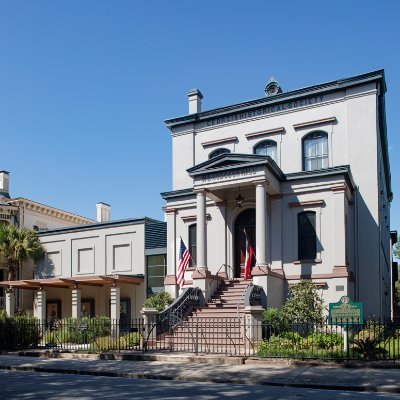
(1, 317, 400, 361)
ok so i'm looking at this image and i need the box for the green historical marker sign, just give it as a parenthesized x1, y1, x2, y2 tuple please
(328, 296, 363, 325)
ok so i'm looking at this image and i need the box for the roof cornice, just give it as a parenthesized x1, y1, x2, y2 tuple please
(38, 217, 162, 236)
(286, 165, 356, 191)
(8, 197, 95, 225)
(161, 188, 195, 200)
(164, 69, 385, 128)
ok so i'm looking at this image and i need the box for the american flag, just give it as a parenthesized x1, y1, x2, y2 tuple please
(244, 229, 254, 280)
(177, 238, 191, 288)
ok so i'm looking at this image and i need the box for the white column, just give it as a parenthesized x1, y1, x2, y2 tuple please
(34, 289, 46, 324)
(5, 289, 15, 317)
(71, 288, 81, 319)
(110, 286, 120, 322)
(196, 190, 207, 270)
(165, 208, 178, 299)
(255, 181, 268, 266)
(166, 209, 177, 277)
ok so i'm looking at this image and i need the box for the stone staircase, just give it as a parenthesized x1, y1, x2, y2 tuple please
(167, 278, 251, 353)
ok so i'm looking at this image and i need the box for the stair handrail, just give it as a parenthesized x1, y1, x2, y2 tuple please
(156, 287, 205, 336)
(208, 263, 232, 291)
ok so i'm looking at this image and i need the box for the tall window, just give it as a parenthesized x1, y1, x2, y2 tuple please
(209, 148, 230, 159)
(253, 140, 277, 162)
(298, 211, 316, 260)
(146, 254, 166, 297)
(188, 224, 197, 267)
(303, 131, 328, 171)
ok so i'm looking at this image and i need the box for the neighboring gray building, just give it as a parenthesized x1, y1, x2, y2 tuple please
(1, 217, 166, 321)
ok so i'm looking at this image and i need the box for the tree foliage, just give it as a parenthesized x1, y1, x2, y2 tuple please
(143, 291, 174, 312)
(0, 224, 45, 280)
(394, 238, 400, 260)
(282, 280, 324, 323)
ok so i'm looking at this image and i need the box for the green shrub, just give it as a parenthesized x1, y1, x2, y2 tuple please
(120, 331, 141, 348)
(357, 321, 385, 341)
(143, 292, 173, 312)
(262, 308, 288, 332)
(351, 337, 388, 360)
(0, 314, 41, 350)
(257, 332, 302, 356)
(283, 280, 324, 324)
(44, 317, 112, 345)
(306, 332, 344, 349)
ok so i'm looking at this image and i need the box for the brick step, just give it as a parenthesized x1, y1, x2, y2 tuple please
(163, 332, 248, 340)
(192, 308, 241, 314)
(191, 313, 242, 319)
(173, 325, 242, 332)
(209, 297, 243, 303)
(213, 286, 248, 293)
(187, 319, 244, 324)
(170, 329, 243, 340)
(197, 303, 244, 311)
(167, 338, 244, 345)
(212, 290, 245, 296)
(166, 346, 247, 353)
(197, 305, 243, 310)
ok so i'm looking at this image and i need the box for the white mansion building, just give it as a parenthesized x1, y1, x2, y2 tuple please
(0, 69, 394, 322)
(162, 70, 393, 319)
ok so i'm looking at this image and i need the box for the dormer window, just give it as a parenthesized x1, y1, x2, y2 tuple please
(209, 148, 231, 159)
(253, 140, 277, 162)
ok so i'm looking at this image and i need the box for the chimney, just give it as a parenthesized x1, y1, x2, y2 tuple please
(96, 202, 110, 222)
(0, 171, 10, 198)
(188, 89, 203, 114)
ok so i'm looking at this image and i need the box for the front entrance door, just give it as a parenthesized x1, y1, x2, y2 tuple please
(234, 208, 256, 278)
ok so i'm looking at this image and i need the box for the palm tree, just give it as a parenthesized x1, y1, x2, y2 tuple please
(0, 224, 45, 281)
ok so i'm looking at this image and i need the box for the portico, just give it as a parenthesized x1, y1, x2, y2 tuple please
(187, 153, 283, 276)
(0, 275, 143, 323)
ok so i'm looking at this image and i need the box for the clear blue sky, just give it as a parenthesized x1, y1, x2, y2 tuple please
(0, 1, 399, 234)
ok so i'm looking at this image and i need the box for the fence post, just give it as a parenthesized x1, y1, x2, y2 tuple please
(244, 306, 263, 354)
(140, 308, 159, 352)
(195, 321, 198, 355)
(5, 289, 15, 317)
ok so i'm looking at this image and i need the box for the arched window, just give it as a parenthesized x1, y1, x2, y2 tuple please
(298, 211, 316, 260)
(209, 148, 231, 159)
(188, 224, 197, 267)
(303, 131, 328, 171)
(253, 140, 277, 161)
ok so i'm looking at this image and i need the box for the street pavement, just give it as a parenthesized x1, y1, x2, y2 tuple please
(0, 353, 400, 395)
(1, 370, 400, 399)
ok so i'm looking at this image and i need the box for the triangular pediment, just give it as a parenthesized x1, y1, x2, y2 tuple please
(187, 153, 281, 177)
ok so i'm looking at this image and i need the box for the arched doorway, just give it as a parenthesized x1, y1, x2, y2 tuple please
(234, 208, 256, 278)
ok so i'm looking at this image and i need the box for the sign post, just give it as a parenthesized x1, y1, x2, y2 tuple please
(328, 296, 363, 357)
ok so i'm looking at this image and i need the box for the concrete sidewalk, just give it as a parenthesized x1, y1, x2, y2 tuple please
(0, 352, 400, 394)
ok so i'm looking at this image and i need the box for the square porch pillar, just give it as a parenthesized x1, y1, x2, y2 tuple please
(34, 289, 47, 324)
(5, 288, 15, 317)
(71, 288, 81, 319)
(110, 286, 120, 321)
(110, 286, 120, 337)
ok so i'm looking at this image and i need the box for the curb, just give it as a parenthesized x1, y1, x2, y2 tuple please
(1, 363, 400, 394)
(7, 350, 400, 369)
